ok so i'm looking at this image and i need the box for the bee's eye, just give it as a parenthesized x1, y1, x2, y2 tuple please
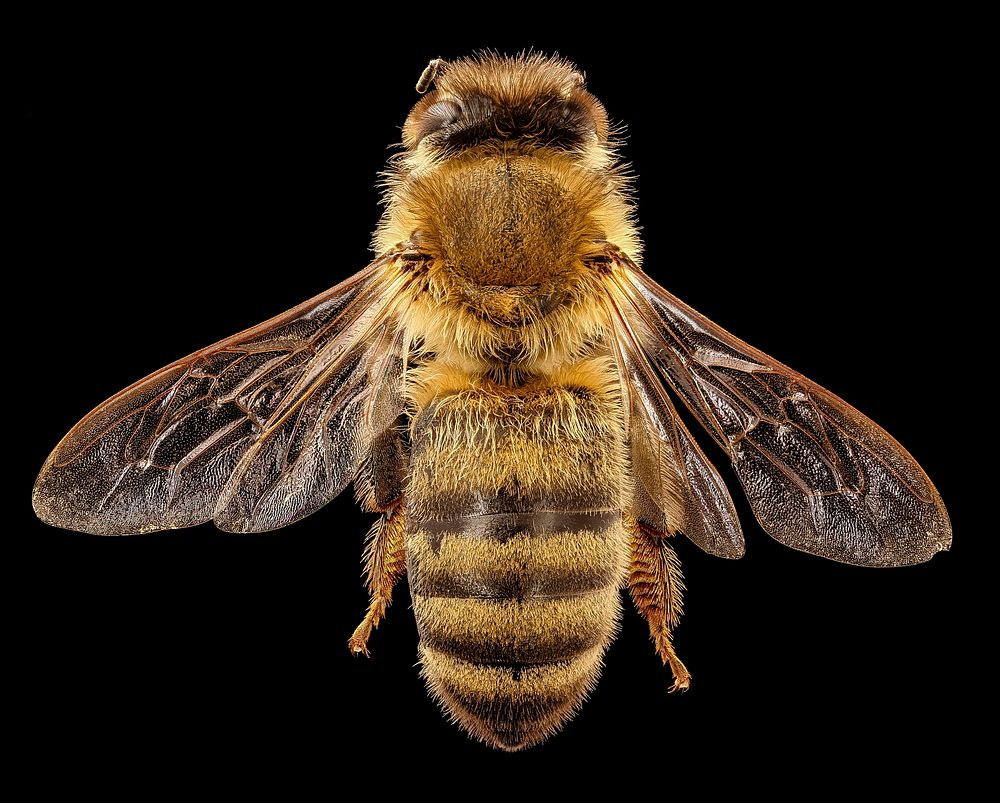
(409, 99, 465, 146)
(424, 99, 463, 131)
(560, 98, 593, 132)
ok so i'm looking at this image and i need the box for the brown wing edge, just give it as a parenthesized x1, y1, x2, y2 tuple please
(211, 323, 410, 533)
(606, 251, 951, 568)
(608, 294, 745, 558)
(32, 254, 407, 535)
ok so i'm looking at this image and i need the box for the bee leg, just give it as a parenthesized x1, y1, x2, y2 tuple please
(626, 519, 691, 692)
(348, 503, 407, 657)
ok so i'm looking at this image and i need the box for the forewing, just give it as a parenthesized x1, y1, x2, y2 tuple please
(608, 254, 951, 567)
(213, 323, 408, 533)
(33, 253, 411, 535)
(609, 299, 744, 557)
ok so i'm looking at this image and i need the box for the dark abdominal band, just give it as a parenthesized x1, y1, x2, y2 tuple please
(408, 509, 623, 664)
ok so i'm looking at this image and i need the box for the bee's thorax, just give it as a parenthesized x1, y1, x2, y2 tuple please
(378, 150, 638, 374)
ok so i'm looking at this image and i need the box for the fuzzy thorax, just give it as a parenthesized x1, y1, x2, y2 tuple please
(377, 148, 638, 372)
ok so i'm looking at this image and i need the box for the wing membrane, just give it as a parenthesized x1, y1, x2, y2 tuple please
(214, 323, 409, 533)
(608, 296, 744, 557)
(607, 252, 951, 567)
(33, 253, 412, 535)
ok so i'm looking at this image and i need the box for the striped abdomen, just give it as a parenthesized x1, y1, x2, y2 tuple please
(406, 372, 628, 750)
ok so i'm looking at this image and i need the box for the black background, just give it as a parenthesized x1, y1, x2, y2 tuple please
(19, 10, 970, 792)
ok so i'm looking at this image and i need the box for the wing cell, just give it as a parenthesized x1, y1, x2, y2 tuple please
(33, 254, 413, 535)
(605, 250, 950, 567)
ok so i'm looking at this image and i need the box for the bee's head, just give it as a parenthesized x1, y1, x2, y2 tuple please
(402, 52, 610, 156)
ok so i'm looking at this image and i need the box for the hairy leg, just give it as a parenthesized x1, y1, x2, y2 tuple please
(626, 517, 691, 691)
(348, 503, 407, 656)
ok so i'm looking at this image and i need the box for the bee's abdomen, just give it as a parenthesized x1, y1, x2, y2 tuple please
(405, 373, 629, 750)
(408, 516, 626, 751)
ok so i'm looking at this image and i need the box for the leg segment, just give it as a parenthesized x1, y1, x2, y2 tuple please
(626, 518, 691, 692)
(348, 503, 407, 656)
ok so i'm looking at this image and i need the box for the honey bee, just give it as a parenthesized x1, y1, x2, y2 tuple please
(33, 52, 951, 751)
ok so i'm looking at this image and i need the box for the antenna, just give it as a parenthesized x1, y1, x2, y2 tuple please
(416, 58, 446, 93)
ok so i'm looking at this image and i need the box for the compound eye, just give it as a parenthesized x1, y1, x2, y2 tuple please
(423, 99, 463, 131)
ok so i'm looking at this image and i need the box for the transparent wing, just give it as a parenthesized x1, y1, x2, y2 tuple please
(33, 251, 415, 535)
(214, 322, 409, 533)
(608, 307, 744, 557)
(605, 250, 951, 567)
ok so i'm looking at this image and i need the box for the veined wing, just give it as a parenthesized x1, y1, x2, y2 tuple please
(607, 301, 745, 557)
(33, 250, 419, 535)
(605, 250, 951, 567)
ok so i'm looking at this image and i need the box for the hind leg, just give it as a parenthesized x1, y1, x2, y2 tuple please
(626, 517, 691, 692)
(348, 502, 407, 656)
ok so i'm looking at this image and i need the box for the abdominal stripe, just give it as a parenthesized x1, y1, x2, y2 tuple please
(413, 509, 621, 542)
(406, 512, 626, 601)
